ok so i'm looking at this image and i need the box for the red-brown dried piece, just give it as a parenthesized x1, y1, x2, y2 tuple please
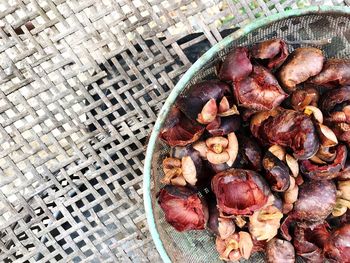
(211, 169, 270, 216)
(310, 59, 350, 87)
(300, 144, 347, 180)
(293, 223, 330, 263)
(176, 80, 230, 123)
(257, 109, 319, 160)
(236, 135, 263, 171)
(320, 86, 350, 114)
(281, 180, 336, 240)
(278, 47, 324, 92)
(324, 224, 350, 263)
(251, 39, 289, 69)
(157, 185, 208, 231)
(160, 107, 205, 146)
(290, 86, 319, 111)
(218, 47, 252, 82)
(234, 65, 288, 111)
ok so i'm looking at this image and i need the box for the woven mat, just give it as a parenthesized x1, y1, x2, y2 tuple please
(0, 0, 347, 262)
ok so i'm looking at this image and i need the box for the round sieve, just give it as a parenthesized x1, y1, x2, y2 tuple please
(144, 6, 350, 263)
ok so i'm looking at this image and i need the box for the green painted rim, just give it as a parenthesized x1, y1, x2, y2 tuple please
(143, 5, 350, 262)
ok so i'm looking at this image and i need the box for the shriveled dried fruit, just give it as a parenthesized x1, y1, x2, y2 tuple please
(234, 65, 288, 111)
(300, 144, 347, 180)
(320, 86, 350, 114)
(156, 39, 350, 263)
(281, 180, 336, 240)
(250, 108, 282, 138)
(293, 223, 330, 263)
(324, 224, 350, 263)
(262, 151, 290, 192)
(215, 232, 254, 261)
(265, 238, 295, 263)
(251, 39, 288, 69)
(290, 86, 319, 111)
(278, 47, 324, 92)
(176, 80, 230, 122)
(160, 107, 205, 146)
(211, 169, 270, 216)
(257, 109, 319, 160)
(218, 47, 252, 82)
(157, 185, 208, 231)
(309, 58, 350, 87)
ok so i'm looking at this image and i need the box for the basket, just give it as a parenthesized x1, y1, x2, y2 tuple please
(143, 6, 350, 263)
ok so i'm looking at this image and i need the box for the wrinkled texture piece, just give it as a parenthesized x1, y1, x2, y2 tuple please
(300, 144, 347, 180)
(281, 180, 336, 240)
(290, 86, 319, 111)
(157, 185, 208, 231)
(310, 59, 350, 87)
(278, 47, 324, 92)
(234, 65, 288, 111)
(176, 80, 230, 121)
(320, 87, 350, 146)
(206, 115, 241, 136)
(263, 151, 290, 192)
(324, 224, 350, 263)
(212, 169, 270, 216)
(218, 47, 252, 82)
(160, 107, 205, 146)
(265, 238, 295, 263)
(293, 223, 330, 263)
(251, 39, 289, 69)
(257, 109, 319, 159)
(250, 108, 282, 138)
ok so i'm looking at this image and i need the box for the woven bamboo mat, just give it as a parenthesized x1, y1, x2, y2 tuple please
(0, 0, 347, 262)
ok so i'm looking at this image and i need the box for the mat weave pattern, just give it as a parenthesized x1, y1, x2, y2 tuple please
(0, 0, 347, 262)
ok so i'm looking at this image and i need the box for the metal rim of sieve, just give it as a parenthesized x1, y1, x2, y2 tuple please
(143, 5, 350, 263)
